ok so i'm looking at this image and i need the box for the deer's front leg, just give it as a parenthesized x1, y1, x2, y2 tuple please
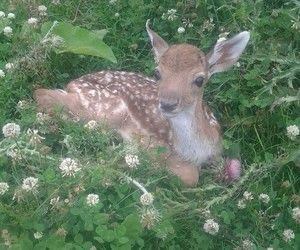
(167, 155, 199, 187)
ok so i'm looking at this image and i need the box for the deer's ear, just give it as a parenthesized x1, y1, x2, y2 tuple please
(206, 31, 250, 76)
(146, 20, 169, 63)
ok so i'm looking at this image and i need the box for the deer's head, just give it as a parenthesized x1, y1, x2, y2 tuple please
(146, 20, 250, 117)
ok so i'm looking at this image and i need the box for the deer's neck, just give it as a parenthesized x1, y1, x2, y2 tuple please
(168, 101, 220, 166)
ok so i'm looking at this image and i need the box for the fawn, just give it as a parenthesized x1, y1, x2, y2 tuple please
(34, 20, 250, 186)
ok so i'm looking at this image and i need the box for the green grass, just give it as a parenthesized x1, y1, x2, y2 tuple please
(0, 0, 299, 249)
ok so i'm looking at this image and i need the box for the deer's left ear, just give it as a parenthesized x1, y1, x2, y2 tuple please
(206, 31, 250, 77)
(146, 20, 169, 63)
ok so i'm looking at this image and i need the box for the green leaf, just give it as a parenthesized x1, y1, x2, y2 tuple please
(93, 213, 109, 225)
(52, 22, 117, 63)
(74, 233, 83, 244)
(102, 230, 115, 242)
(121, 214, 142, 241)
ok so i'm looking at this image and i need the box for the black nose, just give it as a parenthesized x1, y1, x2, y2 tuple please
(159, 100, 178, 112)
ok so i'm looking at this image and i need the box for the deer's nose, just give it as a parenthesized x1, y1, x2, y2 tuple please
(159, 99, 179, 112)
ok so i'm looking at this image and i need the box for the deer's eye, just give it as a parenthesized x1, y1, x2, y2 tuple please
(193, 76, 205, 87)
(154, 69, 161, 81)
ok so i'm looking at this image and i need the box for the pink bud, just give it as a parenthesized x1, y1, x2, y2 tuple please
(224, 159, 241, 182)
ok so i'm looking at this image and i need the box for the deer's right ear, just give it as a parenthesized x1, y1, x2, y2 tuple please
(207, 31, 250, 77)
(146, 20, 169, 63)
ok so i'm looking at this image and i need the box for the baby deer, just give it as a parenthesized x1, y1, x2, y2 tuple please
(35, 21, 250, 186)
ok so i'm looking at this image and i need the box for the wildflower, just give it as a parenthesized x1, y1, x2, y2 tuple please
(86, 194, 99, 206)
(7, 13, 15, 19)
(237, 199, 246, 209)
(33, 232, 43, 239)
(0, 182, 9, 195)
(109, 0, 117, 4)
(52, 0, 61, 4)
(3, 26, 13, 37)
(291, 18, 300, 30)
(50, 196, 60, 206)
(242, 239, 255, 249)
(203, 219, 219, 235)
(55, 227, 67, 237)
(115, 12, 120, 18)
(36, 112, 50, 124)
(6, 148, 22, 160)
(21, 177, 38, 192)
(223, 159, 241, 182)
(282, 229, 295, 242)
(286, 125, 299, 140)
(292, 207, 300, 224)
(28, 17, 38, 27)
(202, 18, 215, 32)
(17, 100, 28, 110)
(0, 69, 5, 78)
(125, 154, 140, 168)
(2, 123, 21, 138)
(188, 23, 193, 28)
(177, 27, 185, 34)
(84, 120, 97, 130)
(140, 207, 161, 229)
(27, 129, 45, 145)
(5, 63, 14, 71)
(258, 193, 270, 204)
(243, 191, 254, 201)
(38, 5, 47, 16)
(162, 9, 177, 21)
(59, 158, 81, 177)
(0, 11, 5, 18)
(140, 192, 154, 206)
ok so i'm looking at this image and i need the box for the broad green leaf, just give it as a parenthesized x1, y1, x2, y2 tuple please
(52, 22, 116, 63)
(121, 214, 142, 241)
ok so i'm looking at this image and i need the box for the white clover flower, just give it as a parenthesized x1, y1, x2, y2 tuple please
(3, 26, 13, 37)
(286, 125, 299, 140)
(140, 207, 161, 229)
(188, 23, 194, 28)
(0, 182, 9, 195)
(86, 194, 99, 206)
(22, 177, 38, 192)
(0, 69, 5, 78)
(125, 154, 139, 169)
(283, 229, 295, 242)
(140, 192, 154, 206)
(242, 239, 255, 249)
(5, 63, 14, 71)
(292, 207, 300, 224)
(203, 219, 219, 235)
(38, 5, 47, 16)
(59, 158, 81, 177)
(17, 100, 28, 110)
(291, 19, 300, 30)
(0, 11, 5, 18)
(28, 17, 38, 27)
(237, 199, 246, 209)
(162, 9, 177, 21)
(243, 191, 254, 201)
(55, 227, 67, 237)
(115, 12, 120, 17)
(177, 27, 185, 34)
(258, 193, 270, 204)
(33, 232, 43, 239)
(52, 0, 61, 5)
(26, 129, 45, 145)
(2, 123, 21, 138)
(84, 120, 97, 130)
(7, 13, 15, 19)
(50, 196, 60, 206)
(6, 148, 22, 160)
(109, 0, 117, 4)
(36, 112, 50, 124)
